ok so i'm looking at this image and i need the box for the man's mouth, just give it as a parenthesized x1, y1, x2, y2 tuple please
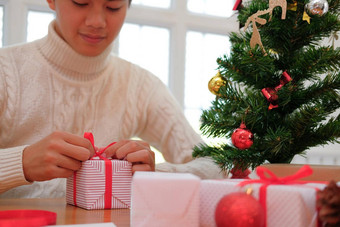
(80, 33, 105, 44)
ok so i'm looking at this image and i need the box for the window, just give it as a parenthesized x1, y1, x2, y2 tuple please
(132, 0, 171, 8)
(184, 31, 230, 134)
(118, 23, 170, 85)
(121, 1, 236, 138)
(187, 0, 236, 17)
(27, 10, 55, 42)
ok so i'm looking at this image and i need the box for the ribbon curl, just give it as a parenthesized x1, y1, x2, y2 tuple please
(84, 132, 116, 159)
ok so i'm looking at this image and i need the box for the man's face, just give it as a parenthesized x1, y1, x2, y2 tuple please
(47, 0, 129, 56)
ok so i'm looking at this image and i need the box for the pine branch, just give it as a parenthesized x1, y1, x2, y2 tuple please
(290, 47, 340, 81)
(286, 72, 340, 113)
(193, 143, 266, 171)
(290, 116, 340, 155)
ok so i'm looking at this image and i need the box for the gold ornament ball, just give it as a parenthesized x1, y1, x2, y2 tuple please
(208, 72, 226, 96)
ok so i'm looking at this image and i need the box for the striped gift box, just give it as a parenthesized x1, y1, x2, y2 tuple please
(66, 159, 132, 210)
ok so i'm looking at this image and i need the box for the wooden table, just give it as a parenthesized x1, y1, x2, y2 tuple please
(0, 198, 130, 226)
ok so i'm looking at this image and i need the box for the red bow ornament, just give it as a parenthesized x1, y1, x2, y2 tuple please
(261, 71, 292, 110)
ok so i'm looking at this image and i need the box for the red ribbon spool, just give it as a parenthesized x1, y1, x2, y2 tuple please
(0, 210, 56, 227)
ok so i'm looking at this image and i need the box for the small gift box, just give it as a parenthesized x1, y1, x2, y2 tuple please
(131, 172, 200, 227)
(66, 132, 132, 210)
(200, 165, 328, 227)
(66, 159, 132, 210)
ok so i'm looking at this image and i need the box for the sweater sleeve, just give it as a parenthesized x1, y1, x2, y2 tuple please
(0, 50, 31, 194)
(135, 73, 225, 179)
(137, 77, 201, 163)
(156, 157, 227, 179)
(0, 146, 32, 193)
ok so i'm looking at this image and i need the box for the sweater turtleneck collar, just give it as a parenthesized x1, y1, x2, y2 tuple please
(37, 20, 113, 81)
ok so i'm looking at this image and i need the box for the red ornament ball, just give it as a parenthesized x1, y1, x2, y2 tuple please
(215, 192, 265, 227)
(231, 123, 254, 150)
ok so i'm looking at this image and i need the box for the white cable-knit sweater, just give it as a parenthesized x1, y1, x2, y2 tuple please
(0, 21, 224, 198)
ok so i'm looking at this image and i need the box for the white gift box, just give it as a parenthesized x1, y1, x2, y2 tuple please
(66, 159, 132, 210)
(200, 179, 326, 227)
(131, 172, 200, 227)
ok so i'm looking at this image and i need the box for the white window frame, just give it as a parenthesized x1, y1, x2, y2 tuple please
(1, 0, 54, 46)
(123, 2, 238, 107)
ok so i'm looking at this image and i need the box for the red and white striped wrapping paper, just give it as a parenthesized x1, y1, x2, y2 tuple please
(66, 159, 132, 210)
(199, 179, 327, 227)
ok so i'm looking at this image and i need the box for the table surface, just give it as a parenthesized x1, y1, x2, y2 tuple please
(0, 198, 130, 226)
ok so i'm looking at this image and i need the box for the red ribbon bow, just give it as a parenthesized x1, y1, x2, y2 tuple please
(261, 71, 292, 110)
(238, 165, 316, 227)
(84, 132, 116, 160)
(73, 132, 116, 209)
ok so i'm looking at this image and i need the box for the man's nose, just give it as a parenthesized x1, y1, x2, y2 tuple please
(85, 7, 106, 29)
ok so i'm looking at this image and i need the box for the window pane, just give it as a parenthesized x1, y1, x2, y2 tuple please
(132, 0, 170, 8)
(187, 0, 236, 17)
(184, 31, 230, 138)
(27, 10, 55, 42)
(118, 23, 170, 86)
(0, 6, 3, 47)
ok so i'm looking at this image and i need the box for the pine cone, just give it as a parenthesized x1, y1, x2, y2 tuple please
(317, 181, 340, 227)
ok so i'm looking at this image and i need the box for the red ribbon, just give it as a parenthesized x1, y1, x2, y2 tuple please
(0, 210, 56, 227)
(238, 165, 321, 227)
(261, 71, 292, 110)
(73, 132, 116, 209)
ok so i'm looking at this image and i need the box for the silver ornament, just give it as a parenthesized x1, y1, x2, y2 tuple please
(305, 0, 329, 16)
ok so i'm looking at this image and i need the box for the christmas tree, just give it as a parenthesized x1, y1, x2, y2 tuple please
(193, 0, 340, 173)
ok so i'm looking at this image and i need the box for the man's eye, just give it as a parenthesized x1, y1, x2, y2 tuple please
(107, 7, 121, 12)
(72, 0, 88, 7)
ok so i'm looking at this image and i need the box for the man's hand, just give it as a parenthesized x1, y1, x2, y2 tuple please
(103, 140, 155, 173)
(22, 131, 95, 182)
